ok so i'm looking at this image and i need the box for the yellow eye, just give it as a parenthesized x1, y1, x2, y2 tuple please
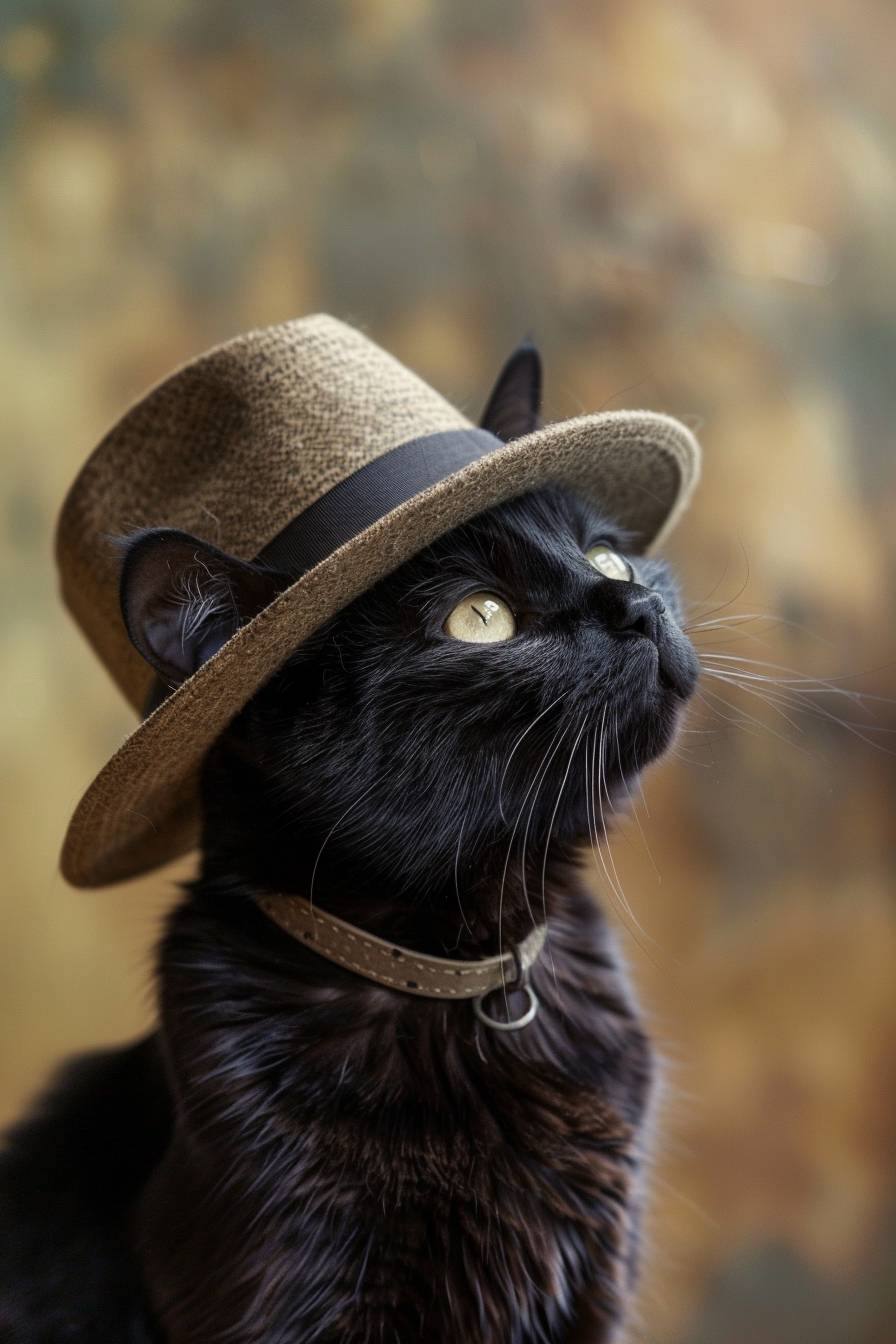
(585, 544, 633, 582)
(444, 591, 517, 643)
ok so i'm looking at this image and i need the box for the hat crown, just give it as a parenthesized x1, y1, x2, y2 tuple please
(56, 315, 470, 713)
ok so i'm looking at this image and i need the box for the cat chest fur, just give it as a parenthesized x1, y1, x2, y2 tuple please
(135, 897, 652, 1343)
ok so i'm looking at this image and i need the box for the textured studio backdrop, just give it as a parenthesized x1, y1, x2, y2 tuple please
(1, 2, 894, 1341)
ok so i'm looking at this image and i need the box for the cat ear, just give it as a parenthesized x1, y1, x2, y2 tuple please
(480, 339, 543, 442)
(117, 528, 291, 688)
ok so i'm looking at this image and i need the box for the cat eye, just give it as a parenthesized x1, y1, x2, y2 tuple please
(585, 543, 634, 583)
(443, 592, 517, 643)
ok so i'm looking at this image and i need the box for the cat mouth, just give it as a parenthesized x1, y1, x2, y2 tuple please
(657, 662, 677, 693)
(657, 643, 699, 699)
(624, 632, 696, 699)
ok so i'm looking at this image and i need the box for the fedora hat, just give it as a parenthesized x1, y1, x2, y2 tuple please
(56, 314, 700, 888)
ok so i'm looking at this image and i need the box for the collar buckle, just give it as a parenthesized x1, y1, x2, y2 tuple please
(473, 941, 540, 1033)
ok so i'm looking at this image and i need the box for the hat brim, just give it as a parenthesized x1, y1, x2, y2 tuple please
(60, 409, 699, 887)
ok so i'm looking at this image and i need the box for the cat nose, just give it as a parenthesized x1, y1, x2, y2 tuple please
(596, 584, 666, 645)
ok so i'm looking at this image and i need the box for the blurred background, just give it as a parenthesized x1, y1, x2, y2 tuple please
(1, 1, 894, 1339)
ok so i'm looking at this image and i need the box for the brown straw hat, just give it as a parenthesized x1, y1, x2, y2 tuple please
(56, 314, 700, 888)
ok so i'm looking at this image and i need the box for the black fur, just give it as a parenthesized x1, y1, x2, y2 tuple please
(1, 353, 698, 1342)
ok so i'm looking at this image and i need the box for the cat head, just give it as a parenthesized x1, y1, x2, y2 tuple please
(118, 347, 698, 908)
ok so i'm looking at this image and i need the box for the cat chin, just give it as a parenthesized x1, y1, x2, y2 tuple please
(651, 630, 700, 700)
(605, 684, 694, 780)
(644, 690, 693, 762)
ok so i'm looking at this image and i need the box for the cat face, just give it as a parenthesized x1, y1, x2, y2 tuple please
(120, 490, 697, 903)
(216, 484, 698, 898)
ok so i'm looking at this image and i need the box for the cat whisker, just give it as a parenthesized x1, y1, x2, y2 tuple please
(518, 743, 554, 938)
(614, 712, 662, 885)
(449, 808, 473, 949)
(597, 712, 649, 941)
(688, 616, 772, 633)
(686, 612, 771, 630)
(699, 653, 896, 706)
(693, 686, 767, 740)
(497, 718, 570, 1007)
(700, 664, 863, 716)
(583, 717, 659, 963)
(308, 777, 381, 912)
(584, 713, 616, 899)
(702, 669, 805, 734)
(497, 689, 570, 825)
(700, 667, 895, 755)
(696, 682, 817, 758)
(686, 609, 839, 648)
(538, 714, 589, 991)
(683, 541, 752, 623)
(668, 745, 713, 766)
(687, 615, 793, 654)
(634, 748, 650, 819)
(597, 714, 621, 864)
(684, 554, 733, 613)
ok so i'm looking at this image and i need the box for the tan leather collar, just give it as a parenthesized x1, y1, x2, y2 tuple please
(255, 891, 547, 1002)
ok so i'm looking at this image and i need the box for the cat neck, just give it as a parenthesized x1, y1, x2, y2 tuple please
(191, 844, 577, 962)
(194, 731, 602, 959)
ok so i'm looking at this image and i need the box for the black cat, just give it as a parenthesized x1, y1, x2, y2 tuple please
(0, 352, 698, 1342)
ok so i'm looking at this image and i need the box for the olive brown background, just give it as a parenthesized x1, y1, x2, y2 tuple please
(1, 2, 894, 1340)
